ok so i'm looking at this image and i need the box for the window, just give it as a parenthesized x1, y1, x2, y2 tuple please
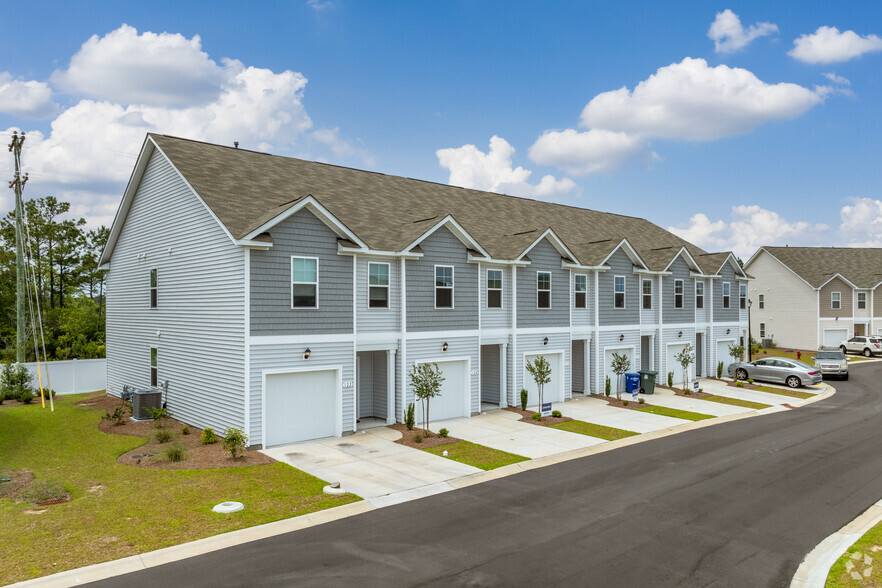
(739, 284, 747, 310)
(435, 265, 454, 308)
(614, 276, 625, 309)
(368, 262, 389, 308)
(695, 282, 704, 309)
(858, 292, 867, 310)
(759, 294, 765, 309)
(150, 347, 158, 387)
(487, 269, 503, 309)
(831, 291, 841, 310)
(722, 282, 731, 309)
(537, 272, 551, 309)
(642, 279, 652, 310)
(574, 274, 587, 308)
(291, 257, 318, 308)
(674, 279, 684, 309)
(759, 323, 766, 338)
(150, 269, 157, 308)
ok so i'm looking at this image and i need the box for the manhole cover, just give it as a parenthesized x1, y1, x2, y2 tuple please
(212, 501, 244, 514)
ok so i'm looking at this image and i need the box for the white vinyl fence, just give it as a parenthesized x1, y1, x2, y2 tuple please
(23, 358, 106, 395)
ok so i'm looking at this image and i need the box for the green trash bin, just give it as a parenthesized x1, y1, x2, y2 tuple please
(638, 370, 658, 395)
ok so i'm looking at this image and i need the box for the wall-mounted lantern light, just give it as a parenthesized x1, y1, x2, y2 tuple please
(303, 348, 311, 360)
(543, 337, 549, 346)
(678, 331, 683, 338)
(619, 334, 624, 342)
(726, 328, 730, 335)
(442, 342, 449, 352)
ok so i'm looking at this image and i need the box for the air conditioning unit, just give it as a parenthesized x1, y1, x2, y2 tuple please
(761, 338, 773, 348)
(132, 389, 163, 421)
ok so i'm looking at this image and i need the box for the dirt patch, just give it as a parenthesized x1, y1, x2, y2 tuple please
(22, 509, 47, 515)
(0, 469, 35, 499)
(388, 424, 459, 449)
(503, 407, 572, 426)
(589, 394, 652, 411)
(662, 386, 714, 399)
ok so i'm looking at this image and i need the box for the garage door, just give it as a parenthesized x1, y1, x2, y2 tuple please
(716, 341, 737, 375)
(265, 370, 337, 446)
(415, 360, 469, 423)
(666, 343, 689, 386)
(524, 353, 563, 407)
(824, 329, 848, 349)
(604, 348, 634, 396)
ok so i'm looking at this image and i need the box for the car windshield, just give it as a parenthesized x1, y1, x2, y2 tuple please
(817, 351, 845, 360)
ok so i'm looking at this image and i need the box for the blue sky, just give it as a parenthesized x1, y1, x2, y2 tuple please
(2, 1, 881, 257)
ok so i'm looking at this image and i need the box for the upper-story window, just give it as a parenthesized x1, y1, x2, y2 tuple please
(739, 284, 747, 309)
(368, 262, 389, 309)
(642, 279, 652, 310)
(858, 292, 867, 310)
(537, 272, 551, 309)
(574, 274, 587, 308)
(614, 276, 626, 309)
(150, 269, 157, 308)
(435, 265, 454, 308)
(150, 347, 158, 387)
(759, 323, 766, 338)
(831, 291, 841, 310)
(487, 269, 502, 309)
(674, 279, 684, 309)
(759, 294, 765, 309)
(695, 282, 704, 309)
(291, 257, 318, 308)
(722, 282, 731, 309)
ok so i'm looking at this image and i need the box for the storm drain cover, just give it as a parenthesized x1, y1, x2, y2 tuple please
(212, 501, 244, 514)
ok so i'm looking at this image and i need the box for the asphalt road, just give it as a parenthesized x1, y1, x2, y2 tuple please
(92, 363, 882, 587)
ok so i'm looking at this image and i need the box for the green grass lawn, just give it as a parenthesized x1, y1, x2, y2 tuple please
(826, 519, 882, 586)
(635, 405, 716, 421)
(550, 420, 639, 441)
(423, 440, 528, 470)
(702, 395, 771, 410)
(752, 385, 814, 400)
(0, 393, 359, 584)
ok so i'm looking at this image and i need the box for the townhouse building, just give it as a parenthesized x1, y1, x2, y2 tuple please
(100, 134, 750, 447)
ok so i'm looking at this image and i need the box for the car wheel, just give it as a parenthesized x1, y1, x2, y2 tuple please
(786, 375, 801, 388)
(840, 346, 848, 354)
(864, 348, 873, 357)
(842, 374, 849, 381)
(735, 368, 748, 381)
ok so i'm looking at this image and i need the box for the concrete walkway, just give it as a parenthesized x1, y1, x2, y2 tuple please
(563, 395, 690, 432)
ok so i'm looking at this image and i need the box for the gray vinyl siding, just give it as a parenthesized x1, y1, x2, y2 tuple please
(640, 277, 658, 325)
(820, 276, 852, 318)
(480, 263, 510, 330)
(480, 344, 501, 404)
(516, 239, 569, 328)
(599, 249, 640, 325)
(105, 150, 246, 433)
(250, 209, 353, 335)
(357, 256, 400, 332)
(405, 335, 480, 414)
(515, 332, 571, 401)
(663, 257, 694, 324)
(714, 264, 739, 322)
(694, 279, 710, 323)
(406, 226, 478, 332)
(249, 340, 355, 445)
(572, 272, 595, 327)
(357, 350, 387, 419)
(571, 339, 585, 392)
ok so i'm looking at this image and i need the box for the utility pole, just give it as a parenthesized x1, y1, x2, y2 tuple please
(8, 131, 28, 363)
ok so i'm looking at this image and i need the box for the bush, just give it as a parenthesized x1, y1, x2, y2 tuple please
(552, 410, 562, 418)
(201, 428, 218, 445)
(0, 362, 35, 401)
(736, 381, 745, 388)
(638, 398, 645, 404)
(405, 402, 415, 431)
(222, 427, 248, 459)
(413, 433, 423, 443)
(154, 429, 173, 444)
(698, 388, 703, 394)
(163, 445, 187, 462)
(623, 400, 629, 406)
(717, 361, 724, 379)
(520, 389, 528, 411)
(20, 479, 68, 504)
(439, 428, 448, 438)
(181, 425, 190, 435)
(18, 388, 35, 404)
(605, 376, 611, 397)
(747, 379, 754, 384)
(149, 406, 170, 426)
(667, 372, 674, 387)
(102, 405, 128, 426)
(531, 413, 541, 421)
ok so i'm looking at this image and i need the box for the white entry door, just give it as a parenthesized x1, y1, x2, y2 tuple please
(824, 328, 848, 349)
(666, 343, 689, 386)
(523, 352, 563, 407)
(415, 359, 469, 423)
(265, 369, 338, 446)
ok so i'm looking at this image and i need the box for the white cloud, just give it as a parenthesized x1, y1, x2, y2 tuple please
(307, 0, 335, 11)
(528, 128, 658, 176)
(789, 26, 882, 64)
(708, 9, 778, 53)
(52, 24, 227, 107)
(822, 72, 851, 86)
(311, 127, 374, 166)
(839, 198, 882, 246)
(436, 135, 577, 199)
(0, 73, 58, 119)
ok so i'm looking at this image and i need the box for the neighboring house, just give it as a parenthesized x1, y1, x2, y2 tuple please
(100, 134, 750, 447)
(744, 246, 882, 350)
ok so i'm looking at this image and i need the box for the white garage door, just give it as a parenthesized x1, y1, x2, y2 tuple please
(824, 329, 848, 349)
(415, 360, 469, 423)
(265, 370, 337, 446)
(523, 353, 563, 408)
(604, 348, 634, 396)
(666, 343, 689, 386)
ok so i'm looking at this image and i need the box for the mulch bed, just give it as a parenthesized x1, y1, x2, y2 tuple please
(724, 380, 761, 390)
(80, 394, 275, 470)
(660, 386, 714, 399)
(503, 406, 572, 426)
(388, 423, 459, 449)
(588, 393, 652, 411)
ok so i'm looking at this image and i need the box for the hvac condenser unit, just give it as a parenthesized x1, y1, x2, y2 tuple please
(132, 389, 163, 421)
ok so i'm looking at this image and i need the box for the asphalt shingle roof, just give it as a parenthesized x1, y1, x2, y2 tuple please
(760, 246, 882, 288)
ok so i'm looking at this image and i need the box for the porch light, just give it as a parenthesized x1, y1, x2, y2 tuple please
(726, 329, 730, 335)
(678, 331, 683, 338)
(543, 337, 549, 346)
(619, 334, 624, 342)
(442, 342, 448, 352)
(303, 348, 311, 360)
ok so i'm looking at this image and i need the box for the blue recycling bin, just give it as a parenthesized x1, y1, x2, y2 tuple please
(625, 373, 640, 394)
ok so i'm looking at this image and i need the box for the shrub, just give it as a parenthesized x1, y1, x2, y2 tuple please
(552, 410, 562, 418)
(623, 400, 629, 406)
(685, 390, 691, 395)
(520, 389, 528, 411)
(149, 406, 170, 425)
(404, 402, 416, 430)
(102, 406, 128, 426)
(201, 428, 218, 445)
(438, 428, 448, 438)
(736, 381, 745, 388)
(698, 388, 703, 394)
(18, 389, 34, 404)
(154, 429, 173, 444)
(638, 398, 645, 404)
(181, 425, 190, 435)
(717, 361, 724, 379)
(20, 479, 68, 504)
(163, 445, 187, 462)
(0, 362, 35, 401)
(605, 376, 611, 397)
(531, 413, 541, 421)
(413, 433, 423, 443)
(222, 427, 248, 459)
(667, 372, 674, 387)
(747, 379, 754, 384)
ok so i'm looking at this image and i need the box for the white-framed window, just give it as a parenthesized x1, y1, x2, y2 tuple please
(858, 292, 867, 310)
(291, 257, 318, 308)
(574, 274, 587, 308)
(759, 323, 766, 338)
(642, 279, 652, 310)
(739, 284, 747, 310)
(695, 281, 704, 309)
(150, 346, 158, 387)
(487, 269, 502, 309)
(759, 294, 765, 309)
(614, 276, 625, 309)
(368, 262, 390, 309)
(537, 271, 552, 309)
(150, 269, 157, 308)
(674, 279, 684, 309)
(435, 265, 454, 308)
(831, 291, 841, 310)
(722, 282, 731, 309)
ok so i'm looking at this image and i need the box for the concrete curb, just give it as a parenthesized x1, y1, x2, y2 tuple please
(13, 381, 838, 587)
